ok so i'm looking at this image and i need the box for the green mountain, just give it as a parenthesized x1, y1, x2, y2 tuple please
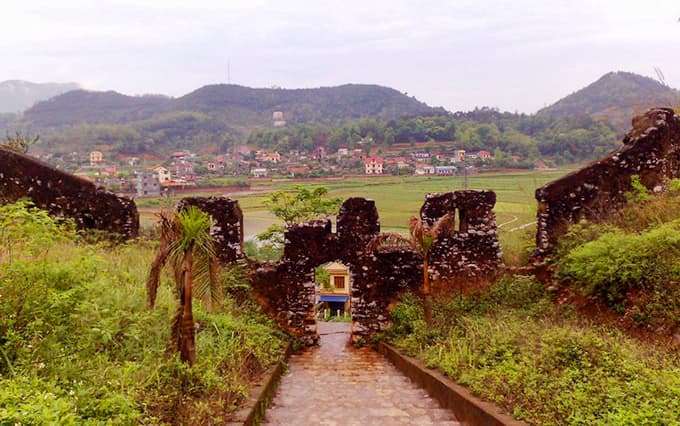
(0, 80, 80, 113)
(23, 84, 444, 129)
(538, 72, 680, 133)
(25, 90, 171, 127)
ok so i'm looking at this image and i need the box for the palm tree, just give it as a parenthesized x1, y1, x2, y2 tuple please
(368, 214, 454, 325)
(147, 207, 221, 365)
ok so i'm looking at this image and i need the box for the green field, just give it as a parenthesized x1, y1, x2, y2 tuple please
(137, 169, 571, 260)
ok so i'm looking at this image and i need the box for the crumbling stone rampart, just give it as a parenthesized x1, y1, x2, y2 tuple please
(177, 196, 244, 263)
(248, 192, 502, 345)
(422, 190, 502, 282)
(0, 147, 138, 238)
(534, 108, 680, 258)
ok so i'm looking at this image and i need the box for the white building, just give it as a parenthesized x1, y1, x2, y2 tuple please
(251, 168, 268, 178)
(364, 157, 384, 175)
(89, 151, 103, 166)
(415, 165, 435, 175)
(152, 166, 171, 183)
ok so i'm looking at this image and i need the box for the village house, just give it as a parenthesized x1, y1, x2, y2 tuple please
(415, 164, 435, 175)
(273, 111, 286, 127)
(171, 161, 194, 178)
(317, 262, 351, 315)
(385, 156, 411, 169)
(152, 166, 171, 183)
(287, 165, 311, 177)
(171, 151, 191, 160)
(435, 165, 457, 175)
(256, 151, 281, 164)
(337, 147, 349, 157)
(251, 167, 268, 178)
(89, 151, 104, 166)
(476, 150, 492, 160)
(412, 152, 431, 160)
(364, 156, 384, 175)
(464, 151, 492, 161)
(136, 172, 161, 197)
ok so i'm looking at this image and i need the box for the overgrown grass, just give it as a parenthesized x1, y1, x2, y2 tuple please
(0, 201, 285, 424)
(554, 185, 680, 331)
(386, 276, 680, 425)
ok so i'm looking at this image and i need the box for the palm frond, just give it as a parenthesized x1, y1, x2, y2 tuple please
(147, 211, 180, 308)
(192, 250, 223, 311)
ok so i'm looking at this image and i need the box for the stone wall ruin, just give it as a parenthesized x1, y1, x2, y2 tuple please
(534, 108, 680, 258)
(0, 147, 139, 238)
(177, 196, 244, 263)
(247, 191, 502, 345)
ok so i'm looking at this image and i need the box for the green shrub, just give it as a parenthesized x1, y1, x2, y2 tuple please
(387, 276, 680, 425)
(668, 178, 680, 193)
(558, 220, 680, 304)
(0, 201, 286, 423)
(625, 174, 651, 203)
(0, 199, 75, 261)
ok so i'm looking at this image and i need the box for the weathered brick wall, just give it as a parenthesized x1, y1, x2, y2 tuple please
(177, 196, 244, 263)
(534, 108, 680, 258)
(0, 147, 138, 238)
(248, 193, 502, 345)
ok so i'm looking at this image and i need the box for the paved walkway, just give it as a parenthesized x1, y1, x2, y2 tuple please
(264, 322, 459, 425)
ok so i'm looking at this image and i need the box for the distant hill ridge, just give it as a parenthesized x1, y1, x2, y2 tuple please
(538, 71, 680, 132)
(24, 83, 444, 128)
(0, 80, 80, 113)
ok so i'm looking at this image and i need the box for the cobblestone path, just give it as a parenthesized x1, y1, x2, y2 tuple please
(264, 322, 459, 425)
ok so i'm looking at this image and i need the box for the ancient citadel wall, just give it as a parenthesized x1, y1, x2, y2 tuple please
(534, 108, 680, 258)
(0, 147, 139, 238)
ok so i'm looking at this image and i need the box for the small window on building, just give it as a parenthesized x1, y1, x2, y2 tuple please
(333, 276, 345, 289)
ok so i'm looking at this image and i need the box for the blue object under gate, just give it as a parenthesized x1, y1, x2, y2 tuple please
(319, 294, 349, 303)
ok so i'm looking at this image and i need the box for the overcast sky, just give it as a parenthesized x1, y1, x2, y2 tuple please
(2, 0, 680, 113)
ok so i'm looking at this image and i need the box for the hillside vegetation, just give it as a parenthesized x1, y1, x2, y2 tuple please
(7, 72, 671, 163)
(385, 179, 680, 425)
(248, 109, 618, 165)
(538, 72, 680, 133)
(23, 84, 441, 129)
(0, 201, 285, 424)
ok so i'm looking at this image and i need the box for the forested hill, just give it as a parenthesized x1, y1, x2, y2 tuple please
(0, 80, 80, 113)
(538, 71, 679, 133)
(23, 84, 443, 129)
(24, 90, 172, 127)
(175, 84, 443, 122)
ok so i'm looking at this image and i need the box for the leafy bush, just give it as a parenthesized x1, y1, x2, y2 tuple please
(0, 202, 285, 423)
(668, 178, 680, 193)
(558, 220, 680, 304)
(0, 199, 75, 261)
(386, 276, 680, 425)
(625, 174, 651, 203)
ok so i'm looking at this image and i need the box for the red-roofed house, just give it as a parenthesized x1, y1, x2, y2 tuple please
(364, 156, 384, 175)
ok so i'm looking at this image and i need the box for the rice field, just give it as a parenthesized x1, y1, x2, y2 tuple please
(137, 169, 571, 261)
